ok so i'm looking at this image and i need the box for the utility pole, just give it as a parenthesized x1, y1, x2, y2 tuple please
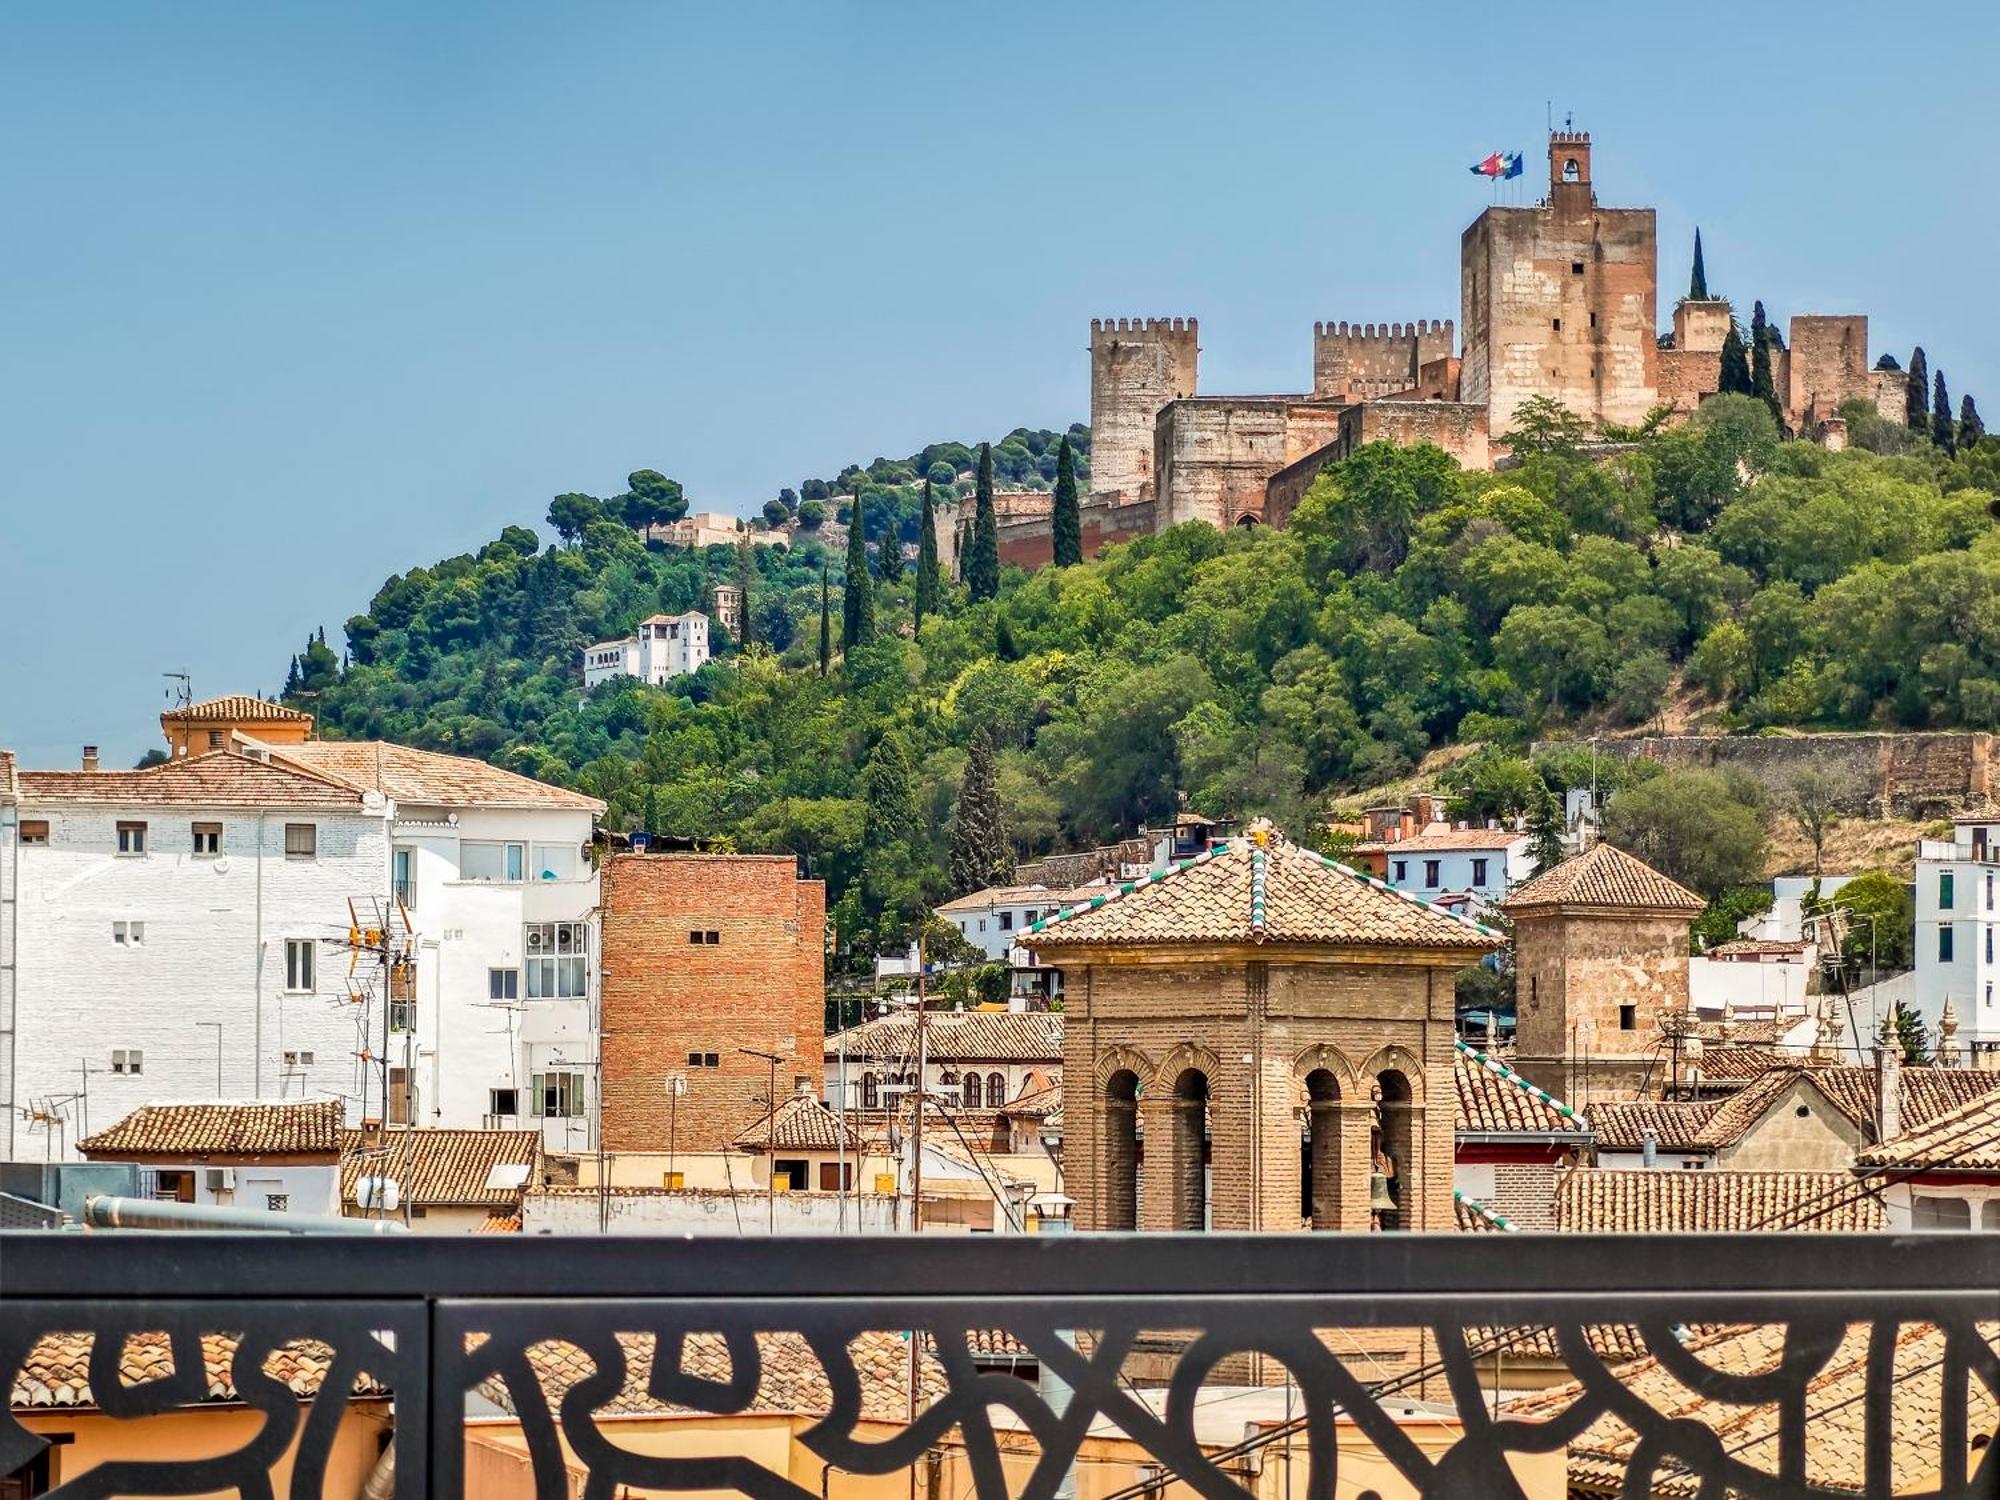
(906, 928, 931, 1493)
(739, 1047, 786, 1234)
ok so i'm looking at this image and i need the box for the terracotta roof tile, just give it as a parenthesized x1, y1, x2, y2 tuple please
(18, 751, 365, 810)
(1856, 1084, 2000, 1170)
(1454, 1191, 1513, 1232)
(1027, 835, 1500, 951)
(1688, 1065, 2000, 1149)
(1351, 827, 1530, 853)
(1554, 1168, 1882, 1232)
(340, 1128, 542, 1208)
(934, 883, 1102, 915)
(1588, 1099, 1721, 1153)
(732, 1094, 855, 1151)
(1507, 1321, 2000, 1496)
(1502, 842, 1705, 915)
(12, 1332, 386, 1410)
(78, 1099, 343, 1158)
(1692, 1041, 1784, 1083)
(271, 741, 604, 813)
(478, 1211, 523, 1234)
(1453, 1042, 1590, 1134)
(826, 1011, 1061, 1064)
(165, 695, 314, 724)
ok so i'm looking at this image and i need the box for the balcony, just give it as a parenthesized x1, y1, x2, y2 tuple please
(2, 1232, 1993, 1497)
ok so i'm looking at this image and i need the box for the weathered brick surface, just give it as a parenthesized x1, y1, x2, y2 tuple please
(1312, 320, 1454, 401)
(1152, 398, 1347, 529)
(600, 854, 825, 1153)
(1785, 315, 1872, 430)
(1514, 909, 1691, 1108)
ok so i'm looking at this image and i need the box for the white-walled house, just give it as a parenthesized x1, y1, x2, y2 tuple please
(2, 750, 392, 1160)
(1914, 813, 2000, 1063)
(581, 611, 710, 690)
(76, 1099, 343, 1217)
(263, 739, 606, 1151)
(1352, 826, 1537, 907)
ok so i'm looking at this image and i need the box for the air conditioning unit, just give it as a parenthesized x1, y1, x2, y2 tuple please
(526, 928, 549, 954)
(204, 1168, 235, 1192)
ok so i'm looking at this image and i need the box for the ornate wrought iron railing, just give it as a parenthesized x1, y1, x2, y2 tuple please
(2, 1231, 1995, 1497)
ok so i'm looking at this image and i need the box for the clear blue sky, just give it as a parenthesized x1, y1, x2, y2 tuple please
(5, 1, 1996, 769)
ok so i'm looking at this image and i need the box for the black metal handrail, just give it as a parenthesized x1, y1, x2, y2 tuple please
(3, 1232, 1995, 1498)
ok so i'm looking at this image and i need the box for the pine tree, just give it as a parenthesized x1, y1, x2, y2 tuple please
(1906, 347, 1929, 431)
(817, 562, 831, 676)
(876, 518, 904, 584)
(1932, 370, 1955, 455)
(733, 540, 756, 650)
(862, 731, 920, 852)
(965, 443, 1000, 602)
(841, 490, 874, 650)
(1718, 324, 1752, 396)
(1961, 394, 1986, 447)
(914, 479, 941, 635)
(947, 725, 1011, 895)
(1749, 301, 1780, 421)
(1689, 228, 1708, 300)
(1051, 435, 1083, 567)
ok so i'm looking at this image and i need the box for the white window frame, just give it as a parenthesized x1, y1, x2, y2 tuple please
(531, 1069, 586, 1119)
(460, 841, 525, 883)
(489, 967, 520, 1001)
(113, 920, 145, 946)
(524, 921, 589, 999)
(111, 1048, 143, 1075)
(285, 938, 316, 994)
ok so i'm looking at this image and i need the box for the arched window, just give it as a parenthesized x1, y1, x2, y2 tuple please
(1562, 157, 1580, 183)
(961, 1073, 982, 1109)
(1374, 1069, 1414, 1232)
(1303, 1068, 1342, 1231)
(861, 1072, 879, 1110)
(1104, 1069, 1140, 1231)
(1171, 1068, 1211, 1231)
(988, 1072, 1006, 1107)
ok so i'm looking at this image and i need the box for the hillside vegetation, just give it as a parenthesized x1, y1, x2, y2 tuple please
(285, 396, 2000, 949)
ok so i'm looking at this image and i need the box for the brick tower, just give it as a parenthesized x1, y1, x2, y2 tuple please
(1032, 825, 1498, 1234)
(1088, 317, 1198, 506)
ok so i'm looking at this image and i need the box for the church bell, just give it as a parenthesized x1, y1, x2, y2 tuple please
(1368, 1172, 1397, 1213)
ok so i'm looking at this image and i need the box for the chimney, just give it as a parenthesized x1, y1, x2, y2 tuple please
(81, 745, 100, 773)
(1873, 1012, 1902, 1143)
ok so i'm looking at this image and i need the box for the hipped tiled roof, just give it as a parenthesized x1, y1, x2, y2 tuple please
(165, 694, 313, 724)
(1856, 1085, 2000, 1170)
(1352, 827, 1529, 853)
(272, 741, 604, 812)
(1453, 1042, 1590, 1135)
(1026, 834, 1499, 951)
(78, 1099, 343, 1159)
(1502, 842, 1705, 915)
(1588, 1099, 1722, 1153)
(340, 1128, 542, 1207)
(1554, 1168, 1882, 1232)
(18, 751, 365, 810)
(12, 1332, 386, 1411)
(733, 1093, 855, 1151)
(826, 1010, 1061, 1064)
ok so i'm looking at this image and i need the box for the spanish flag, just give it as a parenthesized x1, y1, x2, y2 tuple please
(1470, 151, 1524, 179)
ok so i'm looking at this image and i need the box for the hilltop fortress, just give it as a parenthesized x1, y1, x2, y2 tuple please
(981, 131, 1907, 569)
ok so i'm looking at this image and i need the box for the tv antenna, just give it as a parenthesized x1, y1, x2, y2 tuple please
(163, 672, 192, 711)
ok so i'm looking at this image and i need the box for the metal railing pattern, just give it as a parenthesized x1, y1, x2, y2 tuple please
(1, 1232, 1995, 1498)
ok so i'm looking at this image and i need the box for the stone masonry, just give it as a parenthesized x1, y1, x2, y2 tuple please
(599, 853, 825, 1153)
(1088, 318, 1198, 506)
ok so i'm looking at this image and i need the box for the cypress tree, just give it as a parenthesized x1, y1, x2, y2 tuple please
(1051, 436, 1083, 567)
(817, 562, 831, 676)
(947, 725, 1011, 895)
(876, 516, 904, 584)
(1932, 370, 1956, 455)
(1961, 394, 1986, 447)
(841, 491, 874, 650)
(1689, 228, 1708, 300)
(1906, 347, 1929, 431)
(1718, 324, 1752, 396)
(732, 540, 756, 650)
(1750, 301, 1780, 421)
(965, 443, 1000, 602)
(914, 479, 941, 635)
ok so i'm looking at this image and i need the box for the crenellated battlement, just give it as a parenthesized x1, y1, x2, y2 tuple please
(1091, 317, 1198, 336)
(1313, 319, 1454, 342)
(1549, 130, 1590, 146)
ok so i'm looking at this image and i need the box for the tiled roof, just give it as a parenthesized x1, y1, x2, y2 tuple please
(1508, 1321, 2000, 1496)
(934, 883, 1101, 914)
(826, 1010, 1062, 1064)
(1690, 1017, 1791, 1044)
(733, 1094, 855, 1151)
(1856, 1084, 2000, 1170)
(1502, 842, 1705, 915)
(1682, 1064, 2000, 1150)
(18, 751, 365, 810)
(1554, 1168, 1882, 1232)
(1454, 1191, 1514, 1232)
(271, 741, 604, 813)
(1351, 827, 1529, 853)
(1693, 1041, 1784, 1084)
(1026, 833, 1500, 951)
(999, 1078, 1062, 1120)
(1588, 1099, 1721, 1153)
(478, 1211, 523, 1234)
(165, 694, 313, 724)
(1706, 938, 1812, 958)
(504, 1331, 943, 1421)
(78, 1099, 343, 1159)
(12, 1332, 386, 1411)
(1453, 1042, 1590, 1134)
(340, 1128, 542, 1207)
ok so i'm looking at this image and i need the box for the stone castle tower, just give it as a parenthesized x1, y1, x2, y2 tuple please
(1460, 131, 1659, 436)
(1088, 317, 1197, 506)
(1031, 827, 1498, 1233)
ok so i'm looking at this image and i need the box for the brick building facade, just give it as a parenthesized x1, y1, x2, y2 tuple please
(599, 853, 825, 1153)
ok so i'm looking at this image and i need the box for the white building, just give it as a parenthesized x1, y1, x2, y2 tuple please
(581, 611, 710, 690)
(1353, 825, 1538, 908)
(1914, 813, 2000, 1061)
(76, 1099, 343, 1217)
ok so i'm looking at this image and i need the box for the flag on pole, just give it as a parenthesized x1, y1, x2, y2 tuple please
(1469, 151, 1523, 179)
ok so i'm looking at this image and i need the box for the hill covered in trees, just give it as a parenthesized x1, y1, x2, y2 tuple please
(285, 396, 2000, 951)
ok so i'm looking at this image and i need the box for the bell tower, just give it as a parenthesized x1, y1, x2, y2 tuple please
(1548, 129, 1593, 215)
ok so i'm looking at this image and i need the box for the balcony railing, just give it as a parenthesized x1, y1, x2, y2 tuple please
(1, 1232, 1994, 1497)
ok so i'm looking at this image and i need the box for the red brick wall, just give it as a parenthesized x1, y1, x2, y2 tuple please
(600, 854, 826, 1153)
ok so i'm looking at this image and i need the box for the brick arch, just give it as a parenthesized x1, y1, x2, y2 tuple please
(1356, 1043, 1427, 1101)
(1290, 1043, 1360, 1103)
(1153, 1042, 1221, 1089)
(1093, 1044, 1156, 1094)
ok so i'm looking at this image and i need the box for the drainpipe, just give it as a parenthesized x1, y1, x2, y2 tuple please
(255, 813, 267, 1098)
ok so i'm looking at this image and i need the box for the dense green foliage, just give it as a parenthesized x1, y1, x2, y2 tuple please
(288, 396, 1999, 949)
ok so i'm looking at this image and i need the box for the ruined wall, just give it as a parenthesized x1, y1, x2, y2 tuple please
(994, 496, 1154, 570)
(1460, 138, 1658, 437)
(1264, 401, 1491, 527)
(1674, 299, 1733, 354)
(1658, 348, 1723, 415)
(1152, 397, 1346, 530)
(1786, 315, 1871, 430)
(1558, 733, 1996, 818)
(1089, 317, 1198, 505)
(1869, 368, 1908, 423)
(1312, 320, 1454, 400)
